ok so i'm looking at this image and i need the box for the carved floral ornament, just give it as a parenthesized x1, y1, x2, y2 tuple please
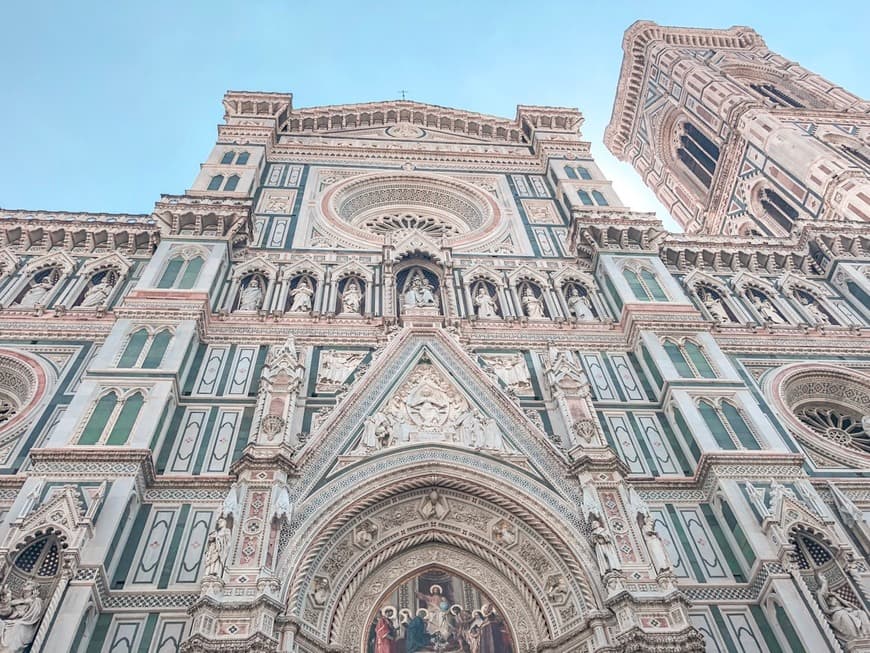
(766, 363, 870, 467)
(318, 172, 503, 249)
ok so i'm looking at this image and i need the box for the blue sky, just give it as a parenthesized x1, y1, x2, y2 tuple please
(1, 1, 867, 232)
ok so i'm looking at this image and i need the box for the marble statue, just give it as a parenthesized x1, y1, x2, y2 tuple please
(817, 575, 870, 641)
(482, 354, 531, 392)
(419, 489, 449, 520)
(312, 577, 330, 606)
(17, 278, 54, 308)
(238, 278, 264, 311)
(473, 285, 499, 318)
(545, 575, 569, 604)
(481, 416, 504, 450)
(566, 286, 594, 321)
(359, 412, 392, 451)
(203, 516, 232, 579)
(750, 292, 786, 324)
(698, 288, 729, 323)
(79, 275, 114, 308)
(797, 293, 831, 324)
(289, 277, 314, 312)
(318, 350, 365, 388)
(403, 270, 437, 309)
(340, 278, 363, 314)
(0, 581, 44, 653)
(589, 516, 621, 574)
(639, 512, 672, 573)
(521, 285, 545, 318)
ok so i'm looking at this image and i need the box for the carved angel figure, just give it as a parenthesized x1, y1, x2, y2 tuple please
(0, 580, 44, 653)
(750, 292, 786, 324)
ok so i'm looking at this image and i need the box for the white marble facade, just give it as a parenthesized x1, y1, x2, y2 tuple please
(0, 22, 867, 653)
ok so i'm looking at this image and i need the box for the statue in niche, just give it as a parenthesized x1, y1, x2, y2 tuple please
(289, 277, 314, 313)
(589, 516, 621, 575)
(639, 512, 672, 574)
(796, 291, 831, 324)
(817, 575, 870, 641)
(402, 269, 438, 310)
(238, 277, 264, 311)
(520, 284, 545, 319)
(698, 287, 730, 323)
(79, 271, 116, 308)
(0, 580, 44, 653)
(17, 272, 56, 308)
(340, 278, 363, 315)
(203, 516, 232, 579)
(565, 285, 595, 321)
(473, 284, 499, 318)
(749, 291, 787, 324)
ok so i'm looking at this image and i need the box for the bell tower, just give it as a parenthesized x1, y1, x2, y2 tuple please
(605, 21, 870, 236)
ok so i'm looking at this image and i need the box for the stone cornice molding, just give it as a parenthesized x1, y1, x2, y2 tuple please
(605, 21, 766, 158)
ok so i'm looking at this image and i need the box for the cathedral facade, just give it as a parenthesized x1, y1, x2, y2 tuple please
(0, 20, 868, 653)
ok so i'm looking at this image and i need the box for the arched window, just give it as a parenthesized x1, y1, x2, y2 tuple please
(207, 175, 224, 191)
(662, 340, 715, 378)
(564, 165, 578, 180)
(577, 190, 593, 206)
(576, 166, 592, 180)
(79, 392, 118, 445)
(158, 254, 204, 290)
(105, 392, 143, 445)
(628, 268, 669, 302)
(677, 123, 719, 188)
(664, 341, 694, 378)
(118, 329, 149, 368)
(760, 189, 798, 232)
(684, 341, 716, 378)
(220, 151, 235, 165)
(749, 83, 804, 108)
(699, 400, 759, 450)
(591, 190, 609, 206)
(224, 175, 240, 192)
(12, 532, 63, 579)
(78, 391, 144, 445)
(236, 152, 250, 165)
(142, 330, 171, 369)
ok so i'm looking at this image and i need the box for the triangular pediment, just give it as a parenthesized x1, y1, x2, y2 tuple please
(295, 329, 568, 488)
(341, 351, 516, 458)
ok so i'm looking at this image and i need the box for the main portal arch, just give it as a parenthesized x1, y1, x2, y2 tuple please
(279, 457, 605, 652)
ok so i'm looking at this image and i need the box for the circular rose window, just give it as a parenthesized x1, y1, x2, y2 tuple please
(0, 350, 47, 435)
(319, 172, 502, 248)
(767, 363, 870, 467)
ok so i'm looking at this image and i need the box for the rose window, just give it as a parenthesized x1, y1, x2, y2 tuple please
(769, 364, 870, 466)
(796, 406, 870, 452)
(321, 172, 500, 247)
(361, 213, 460, 237)
(0, 394, 18, 426)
